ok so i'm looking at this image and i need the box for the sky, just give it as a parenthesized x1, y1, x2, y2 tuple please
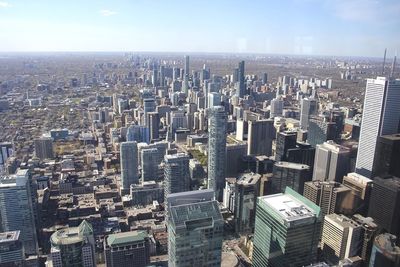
(0, 0, 399, 57)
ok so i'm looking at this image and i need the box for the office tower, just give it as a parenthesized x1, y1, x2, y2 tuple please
(140, 148, 160, 182)
(120, 142, 139, 191)
(369, 233, 400, 267)
(208, 106, 227, 201)
(159, 65, 165, 87)
(272, 161, 311, 194)
(321, 214, 363, 264)
(34, 137, 54, 159)
(308, 115, 336, 147)
(351, 214, 378, 265)
(247, 119, 275, 156)
(234, 172, 261, 234)
(0, 142, 13, 171)
(368, 175, 400, 237)
(152, 68, 158, 86)
(356, 77, 400, 178)
(147, 111, 159, 142)
(167, 190, 223, 267)
(126, 125, 150, 143)
(163, 153, 190, 203)
(253, 187, 322, 267)
(0, 169, 37, 255)
(237, 61, 245, 97)
(207, 92, 221, 108)
(300, 98, 317, 130)
(130, 181, 164, 206)
(342, 173, 372, 215)
(50, 221, 95, 267)
(275, 131, 297, 161)
(269, 97, 284, 118)
(143, 98, 156, 126)
(304, 181, 353, 217)
(0, 231, 25, 266)
(313, 141, 350, 183)
(372, 134, 400, 178)
(117, 98, 129, 114)
(226, 143, 247, 178)
(286, 142, 316, 168)
(104, 231, 150, 267)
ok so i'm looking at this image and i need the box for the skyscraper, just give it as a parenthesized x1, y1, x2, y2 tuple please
(0, 231, 25, 266)
(269, 97, 284, 118)
(0, 142, 13, 171)
(0, 169, 38, 255)
(208, 106, 227, 200)
(369, 233, 400, 267)
(368, 175, 400, 237)
(356, 77, 400, 178)
(247, 119, 275, 156)
(372, 134, 400, 178)
(253, 187, 322, 267)
(237, 61, 245, 98)
(104, 231, 150, 267)
(321, 214, 363, 264)
(308, 115, 336, 147)
(34, 137, 54, 159)
(303, 181, 353, 217)
(140, 148, 160, 182)
(167, 190, 223, 267)
(275, 131, 297, 161)
(313, 141, 350, 183)
(147, 111, 160, 142)
(163, 153, 190, 203)
(342, 173, 372, 215)
(49, 221, 95, 267)
(300, 98, 317, 130)
(272, 161, 311, 194)
(234, 172, 261, 234)
(120, 142, 139, 191)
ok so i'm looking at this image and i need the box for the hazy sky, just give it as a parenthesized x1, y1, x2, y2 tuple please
(0, 0, 399, 57)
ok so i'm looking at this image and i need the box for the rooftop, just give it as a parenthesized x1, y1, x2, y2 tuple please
(0, 231, 20, 243)
(260, 192, 317, 222)
(106, 230, 148, 247)
(237, 172, 261, 185)
(275, 161, 310, 170)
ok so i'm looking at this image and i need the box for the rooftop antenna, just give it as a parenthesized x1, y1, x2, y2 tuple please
(382, 48, 387, 75)
(390, 54, 397, 78)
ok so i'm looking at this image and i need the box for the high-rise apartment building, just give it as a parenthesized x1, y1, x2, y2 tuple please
(356, 77, 400, 178)
(321, 214, 363, 264)
(140, 148, 160, 182)
(120, 142, 139, 191)
(368, 175, 400, 237)
(167, 190, 223, 267)
(104, 231, 150, 267)
(247, 119, 275, 156)
(237, 61, 245, 98)
(0, 142, 13, 171)
(272, 161, 311, 194)
(313, 141, 350, 183)
(208, 106, 227, 201)
(269, 97, 284, 118)
(0, 169, 37, 255)
(34, 137, 54, 159)
(49, 221, 95, 267)
(253, 187, 322, 267)
(303, 181, 353, 217)
(163, 153, 190, 203)
(147, 111, 160, 142)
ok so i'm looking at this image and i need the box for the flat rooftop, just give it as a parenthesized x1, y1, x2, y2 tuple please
(260, 193, 316, 222)
(275, 161, 310, 170)
(0, 231, 20, 243)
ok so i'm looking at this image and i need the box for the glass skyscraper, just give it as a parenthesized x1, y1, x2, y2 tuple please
(207, 106, 227, 201)
(252, 187, 322, 267)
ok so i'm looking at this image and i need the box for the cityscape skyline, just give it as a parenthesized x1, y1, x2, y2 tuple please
(0, 0, 399, 57)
